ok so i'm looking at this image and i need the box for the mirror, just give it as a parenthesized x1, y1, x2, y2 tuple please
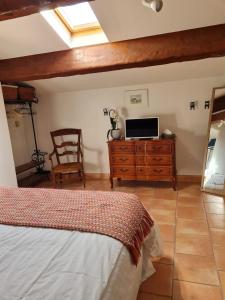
(202, 86, 225, 196)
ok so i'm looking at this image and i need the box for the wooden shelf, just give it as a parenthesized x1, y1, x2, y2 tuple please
(4, 99, 37, 105)
(17, 172, 50, 187)
(16, 160, 45, 175)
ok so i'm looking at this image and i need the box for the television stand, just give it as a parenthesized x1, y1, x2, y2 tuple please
(138, 138, 154, 140)
(107, 138, 176, 190)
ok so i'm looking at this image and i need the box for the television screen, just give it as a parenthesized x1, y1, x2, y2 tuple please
(125, 117, 159, 139)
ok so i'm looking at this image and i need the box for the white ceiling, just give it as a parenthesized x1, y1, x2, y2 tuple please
(0, 0, 225, 92)
(91, 0, 225, 42)
(0, 14, 69, 59)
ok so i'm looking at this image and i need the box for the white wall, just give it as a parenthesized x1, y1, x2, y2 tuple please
(0, 86, 17, 186)
(35, 76, 225, 176)
(6, 105, 36, 166)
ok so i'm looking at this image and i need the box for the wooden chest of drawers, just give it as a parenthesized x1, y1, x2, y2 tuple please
(108, 139, 176, 190)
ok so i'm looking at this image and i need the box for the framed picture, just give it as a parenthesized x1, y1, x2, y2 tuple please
(124, 89, 149, 108)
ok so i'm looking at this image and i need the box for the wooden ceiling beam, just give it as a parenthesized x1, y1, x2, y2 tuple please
(0, 0, 94, 21)
(0, 23, 225, 82)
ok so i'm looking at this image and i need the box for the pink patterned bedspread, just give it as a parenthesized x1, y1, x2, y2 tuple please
(0, 187, 154, 264)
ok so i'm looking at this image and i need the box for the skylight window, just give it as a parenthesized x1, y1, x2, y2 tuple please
(41, 2, 108, 48)
(55, 3, 101, 33)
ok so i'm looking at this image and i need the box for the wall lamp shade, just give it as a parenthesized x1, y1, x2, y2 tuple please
(142, 0, 163, 12)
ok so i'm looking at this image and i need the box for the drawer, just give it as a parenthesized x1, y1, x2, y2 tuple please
(147, 166, 172, 176)
(136, 166, 147, 175)
(135, 143, 145, 154)
(135, 156, 145, 165)
(147, 155, 172, 165)
(112, 166, 136, 177)
(111, 155, 135, 165)
(136, 155, 172, 165)
(136, 166, 147, 179)
(147, 143, 172, 154)
(111, 143, 135, 154)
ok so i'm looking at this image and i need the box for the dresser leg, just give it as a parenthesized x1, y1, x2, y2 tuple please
(172, 177, 176, 191)
(110, 177, 113, 189)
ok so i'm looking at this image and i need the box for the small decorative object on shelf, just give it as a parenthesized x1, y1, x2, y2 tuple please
(161, 129, 176, 139)
(107, 109, 121, 140)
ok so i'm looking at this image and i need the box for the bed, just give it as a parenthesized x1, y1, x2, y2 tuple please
(0, 188, 163, 300)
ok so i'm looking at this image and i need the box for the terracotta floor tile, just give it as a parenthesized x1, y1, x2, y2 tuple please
(174, 253, 219, 285)
(219, 271, 225, 299)
(205, 203, 225, 214)
(145, 200, 176, 211)
(176, 206, 205, 220)
(159, 224, 175, 242)
(176, 219, 208, 236)
(177, 186, 202, 197)
(137, 192, 154, 198)
(177, 196, 203, 207)
(153, 189, 177, 201)
(176, 234, 213, 256)
(172, 280, 222, 300)
(214, 245, 225, 271)
(152, 242, 174, 265)
(137, 293, 171, 300)
(149, 209, 176, 225)
(210, 229, 225, 246)
(140, 263, 173, 296)
(207, 214, 225, 229)
(204, 194, 225, 203)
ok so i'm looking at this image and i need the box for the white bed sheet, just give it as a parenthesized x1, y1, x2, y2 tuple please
(0, 224, 163, 300)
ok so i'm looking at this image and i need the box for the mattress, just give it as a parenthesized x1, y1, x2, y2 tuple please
(0, 223, 163, 300)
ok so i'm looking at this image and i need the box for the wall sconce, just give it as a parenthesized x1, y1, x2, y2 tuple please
(103, 108, 109, 116)
(190, 101, 196, 110)
(205, 101, 210, 109)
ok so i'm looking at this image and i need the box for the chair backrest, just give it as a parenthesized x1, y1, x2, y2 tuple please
(50, 128, 82, 165)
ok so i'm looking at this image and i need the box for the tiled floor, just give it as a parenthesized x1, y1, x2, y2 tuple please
(37, 177, 225, 300)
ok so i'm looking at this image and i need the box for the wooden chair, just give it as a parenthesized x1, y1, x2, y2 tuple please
(49, 128, 85, 188)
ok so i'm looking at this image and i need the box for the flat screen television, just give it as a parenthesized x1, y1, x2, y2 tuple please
(125, 117, 159, 139)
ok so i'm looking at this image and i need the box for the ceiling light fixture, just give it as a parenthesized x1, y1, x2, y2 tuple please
(142, 0, 163, 12)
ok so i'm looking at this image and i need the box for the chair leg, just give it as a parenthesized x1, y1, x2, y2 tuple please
(82, 170, 86, 188)
(78, 170, 82, 181)
(59, 174, 63, 189)
(52, 172, 57, 188)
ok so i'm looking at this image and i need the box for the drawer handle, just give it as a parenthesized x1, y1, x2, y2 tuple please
(120, 158, 128, 162)
(120, 168, 129, 172)
(153, 157, 163, 161)
(119, 146, 128, 151)
(152, 146, 162, 151)
(136, 146, 143, 150)
(153, 169, 163, 173)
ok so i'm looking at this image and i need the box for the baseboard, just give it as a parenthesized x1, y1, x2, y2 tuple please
(86, 173, 109, 180)
(177, 175, 202, 183)
(86, 173, 202, 183)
